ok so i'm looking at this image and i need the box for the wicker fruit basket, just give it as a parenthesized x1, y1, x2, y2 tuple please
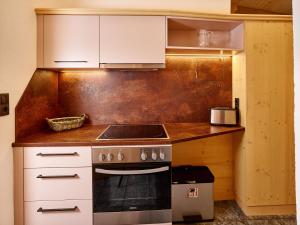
(46, 114, 86, 132)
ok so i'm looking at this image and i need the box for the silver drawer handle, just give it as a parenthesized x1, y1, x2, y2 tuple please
(37, 206, 78, 213)
(186, 180, 197, 184)
(95, 166, 169, 175)
(36, 152, 78, 157)
(36, 174, 79, 179)
(54, 60, 88, 63)
(172, 180, 196, 184)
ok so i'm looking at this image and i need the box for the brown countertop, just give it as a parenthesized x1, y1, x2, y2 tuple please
(12, 123, 245, 147)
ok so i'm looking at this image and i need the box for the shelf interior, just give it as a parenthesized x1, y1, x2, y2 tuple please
(167, 17, 244, 51)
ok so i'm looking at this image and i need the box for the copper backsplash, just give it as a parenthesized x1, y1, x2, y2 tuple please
(15, 57, 232, 139)
(15, 69, 59, 139)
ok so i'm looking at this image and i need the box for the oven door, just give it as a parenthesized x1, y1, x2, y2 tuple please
(93, 162, 171, 225)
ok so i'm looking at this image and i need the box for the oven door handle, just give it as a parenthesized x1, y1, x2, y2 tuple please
(95, 166, 169, 175)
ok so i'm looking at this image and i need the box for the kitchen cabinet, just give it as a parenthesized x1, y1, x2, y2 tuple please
(37, 15, 100, 68)
(166, 16, 244, 54)
(99, 16, 166, 67)
(21, 8, 294, 218)
(232, 20, 295, 215)
(14, 147, 93, 225)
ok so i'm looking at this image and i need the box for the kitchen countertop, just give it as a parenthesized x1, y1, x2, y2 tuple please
(12, 123, 245, 147)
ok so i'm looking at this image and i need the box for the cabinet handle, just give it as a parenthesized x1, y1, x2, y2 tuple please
(54, 60, 88, 63)
(37, 206, 78, 213)
(36, 152, 78, 157)
(36, 174, 79, 179)
(186, 180, 197, 184)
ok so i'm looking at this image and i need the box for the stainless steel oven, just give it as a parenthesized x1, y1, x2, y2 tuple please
(92, 145, 172, 225)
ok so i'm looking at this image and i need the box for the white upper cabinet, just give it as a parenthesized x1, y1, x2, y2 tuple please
(99, 16, 166, 66)
(38, 15, 100, 68)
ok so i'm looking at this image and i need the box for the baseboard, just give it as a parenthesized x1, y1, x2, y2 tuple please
(236, 198, 296, 216)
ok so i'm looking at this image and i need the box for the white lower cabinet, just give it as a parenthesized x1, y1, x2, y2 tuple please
(17, 147, 93, 225)
(24, 167, 92, 201)
(25, 200, 93, 225)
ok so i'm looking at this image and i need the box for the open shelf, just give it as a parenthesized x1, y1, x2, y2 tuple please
(167, 16, 244, 52)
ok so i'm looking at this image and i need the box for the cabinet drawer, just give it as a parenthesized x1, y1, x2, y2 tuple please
(24, 147, 91, 168)
(24, 167, 92, 201)
(25, 200, 92, 225)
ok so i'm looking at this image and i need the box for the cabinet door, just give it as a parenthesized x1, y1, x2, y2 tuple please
(233, 21, 295, 209)
(244, 21, 295, 206)
(100, 16, 166, 64)
(43, 15, 99, 68)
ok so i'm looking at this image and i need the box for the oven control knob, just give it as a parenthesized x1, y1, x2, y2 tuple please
(117, 152, 124, 161)
(140, 151, 148, 161)
(159, 151, 166, 160)
(107, 153, 113, 161)
(98, 153, 106, 162)
(151, 151, 158, 160)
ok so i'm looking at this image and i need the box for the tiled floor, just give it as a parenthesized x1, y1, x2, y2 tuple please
(177, 201, 296, 225)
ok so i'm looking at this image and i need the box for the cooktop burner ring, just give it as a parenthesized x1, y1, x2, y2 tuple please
(96, 124, 169, 140)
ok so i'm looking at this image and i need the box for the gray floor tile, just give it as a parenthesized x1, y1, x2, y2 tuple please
(175, 201, 296, 225)
(249, 219, 289, 225)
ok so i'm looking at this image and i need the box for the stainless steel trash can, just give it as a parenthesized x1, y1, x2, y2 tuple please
(172, 166, 214, 223)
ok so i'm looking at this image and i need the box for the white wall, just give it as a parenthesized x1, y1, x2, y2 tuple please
(293, 0, 300, 223)
(0, 1, 230, 225)
(0, 1, 36, 225)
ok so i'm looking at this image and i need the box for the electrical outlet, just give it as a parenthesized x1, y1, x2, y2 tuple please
(234, 97, 240, 125)
(235, 98, 240, 109)
(0, 93, 9, 116)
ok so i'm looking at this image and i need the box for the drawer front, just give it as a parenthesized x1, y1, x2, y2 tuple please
(24, 167, 92, 201)
(25, 200, 92, 225)
(24, 147, 91, 168)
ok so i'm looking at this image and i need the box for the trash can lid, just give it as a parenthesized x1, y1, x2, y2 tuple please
(172, 166, 214, 184)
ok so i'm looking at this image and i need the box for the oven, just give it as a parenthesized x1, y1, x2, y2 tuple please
(92, 145, 172, 225)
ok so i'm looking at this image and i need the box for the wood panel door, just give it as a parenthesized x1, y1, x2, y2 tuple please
(42, 15, 99, 68)
(99, 16, 166, 64)
(245, 21, 295, 206)
(233, 21, 295, 210)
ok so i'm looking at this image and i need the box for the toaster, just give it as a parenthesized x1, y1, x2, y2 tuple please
(210, 107, 239, 126)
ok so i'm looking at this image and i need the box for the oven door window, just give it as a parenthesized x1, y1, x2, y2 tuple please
(93, 163, 171, 212)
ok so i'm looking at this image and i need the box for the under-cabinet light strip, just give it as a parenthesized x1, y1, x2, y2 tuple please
(165, 54, 232, 58)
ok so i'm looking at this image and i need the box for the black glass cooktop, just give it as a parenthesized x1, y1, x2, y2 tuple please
(97, 124, 168, 140)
